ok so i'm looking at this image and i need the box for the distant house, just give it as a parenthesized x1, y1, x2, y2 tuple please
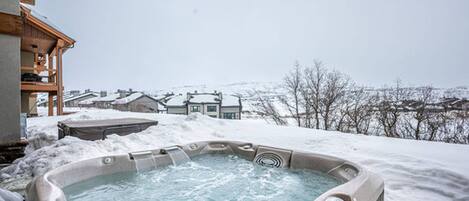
(153, 93, 174, 104)
(64, 92, 98, 107)
(436, 97, 469, 111)
(166, 92, 242, 119)
(112, 92, 160, 113)
(464, 101, 469, 111)
(92, 93, 123, 109)
(78, 96, 99, 108)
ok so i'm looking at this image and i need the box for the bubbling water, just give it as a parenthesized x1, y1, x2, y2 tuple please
(64, 154, 342, 201)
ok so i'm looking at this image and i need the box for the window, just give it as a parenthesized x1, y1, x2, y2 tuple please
(223, 113, 236, 119)
(208, 115, 217, 118)
(190, 106, 200, 112)
(207, 105, 217, 112)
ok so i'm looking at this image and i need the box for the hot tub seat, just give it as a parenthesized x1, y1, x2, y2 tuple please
(26, 141, 384, 201)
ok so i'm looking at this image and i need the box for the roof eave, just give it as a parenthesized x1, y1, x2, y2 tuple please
(20, 5, 76, 47)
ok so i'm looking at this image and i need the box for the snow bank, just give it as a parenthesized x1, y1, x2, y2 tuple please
(0, 188, 22, 201)
(1, 109, 469, 201)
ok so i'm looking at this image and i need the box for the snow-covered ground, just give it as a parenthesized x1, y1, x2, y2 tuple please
(1, 109, 469, 201)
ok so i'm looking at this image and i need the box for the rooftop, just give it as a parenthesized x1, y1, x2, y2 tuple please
(64, 92, 98, 102)
(112, 93, 155, 105)
(188, 94, 220, 104)
(165, 95, 186, 106)
(93, 93, 122, 102)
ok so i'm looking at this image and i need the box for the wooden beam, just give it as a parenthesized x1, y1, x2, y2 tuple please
(48, 54, 54, 116)
(56, 48, 63, 115)
(21, 83, 58, 92)
(49, 47, 57, 58)
(0, 12, 22, 36)
(21, 66, 56, 73)
(20, 0, 35, 5)
(48, 94, 54, 116)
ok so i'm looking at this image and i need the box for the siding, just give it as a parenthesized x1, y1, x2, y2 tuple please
(112, 96, 159, 113)
(0, 0, 20, 144)
(221, 107, 241, 119)
(167, 107, 187, 115)
(65, 94, 98, 107)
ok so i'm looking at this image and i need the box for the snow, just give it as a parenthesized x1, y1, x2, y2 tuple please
(112, 92, 144, 105)
(1, 109, 469, 201)
(20, 3, 64, 35)
(165, 94, 186, 106)
(78, 96, 99, 105)
(189, 94, 220, 103)
(0, 188, 22, 201)
(221, 95, 240, 106)
(63, 92, 98, 102)
(93, 93, 122, 102)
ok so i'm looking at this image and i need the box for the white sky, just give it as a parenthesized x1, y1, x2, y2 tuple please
(35, 0, 469, 90)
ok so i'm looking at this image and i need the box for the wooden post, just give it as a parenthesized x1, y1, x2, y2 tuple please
(47, 53, 54, 116)
(56, 47, 63, 115)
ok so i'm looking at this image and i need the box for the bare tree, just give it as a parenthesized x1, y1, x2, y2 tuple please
(253, 91, 287, 126)
(251, 60, 468, 144)
(345, 87, 375, 134)
(300, 87, 313, 128)
(376, 80, 410, 138)
(320, 70, 351, 130)
(303, 61, 326, 129)
(333, 97, 352, 132)
(447, 110, 469, 144)
(406, 86, 434, 140)
(280, 62, 303, 127)
(426, 112, 449, 141)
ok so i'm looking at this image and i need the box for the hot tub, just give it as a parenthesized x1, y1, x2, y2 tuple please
(26, 141, 384, 201)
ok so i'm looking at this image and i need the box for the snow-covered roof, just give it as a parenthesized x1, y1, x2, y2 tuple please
(166, 95, 186, 106)
(20, 3, 64, 36)
(188, 94, 220, 103)
(222, 95, 240, 106)
(157, 102, 166, 110)
(93, 93, 122, 102)
(165, 93, 241, 107)
(78, 96, 99, 105)
(154, 95, 168, 100)
(64, 92, 98, 103)
(112, 93, 154, 105)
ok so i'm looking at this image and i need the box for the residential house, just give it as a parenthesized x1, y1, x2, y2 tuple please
(165, 94, 188, 115)
(92, 93, 122, 109)
(112, 92, 160, 113)
(64, 92, 98, 107)
(166, 92, 242, 119)
(78, 96, 99, 108)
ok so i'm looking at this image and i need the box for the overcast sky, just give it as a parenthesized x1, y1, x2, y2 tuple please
(35, 0, 468, 91)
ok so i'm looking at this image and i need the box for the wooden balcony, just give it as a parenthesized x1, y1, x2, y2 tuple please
(17, 2, 75, 117)
(21, 81, 58, 93)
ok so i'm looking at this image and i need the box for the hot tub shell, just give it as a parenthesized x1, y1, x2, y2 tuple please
(26, 141, 384, 201)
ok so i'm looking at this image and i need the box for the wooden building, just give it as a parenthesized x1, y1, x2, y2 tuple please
(0, 0, 75, 163)
(19, 2, 75, 116)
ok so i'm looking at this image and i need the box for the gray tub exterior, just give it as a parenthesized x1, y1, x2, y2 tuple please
(26, 141, 384, 201)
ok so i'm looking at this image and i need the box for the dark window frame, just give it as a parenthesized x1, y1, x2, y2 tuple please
(223, 112, 236, 119)
(207, 105, 217, 112)
(190, 105, 200, 112)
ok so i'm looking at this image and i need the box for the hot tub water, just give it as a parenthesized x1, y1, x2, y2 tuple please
(64, 154, 342, 201)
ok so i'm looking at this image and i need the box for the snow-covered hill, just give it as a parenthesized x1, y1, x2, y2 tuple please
(1, 109, 468, 201)
(150, 81, 469, 99)
(150, 81, 282, 97)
